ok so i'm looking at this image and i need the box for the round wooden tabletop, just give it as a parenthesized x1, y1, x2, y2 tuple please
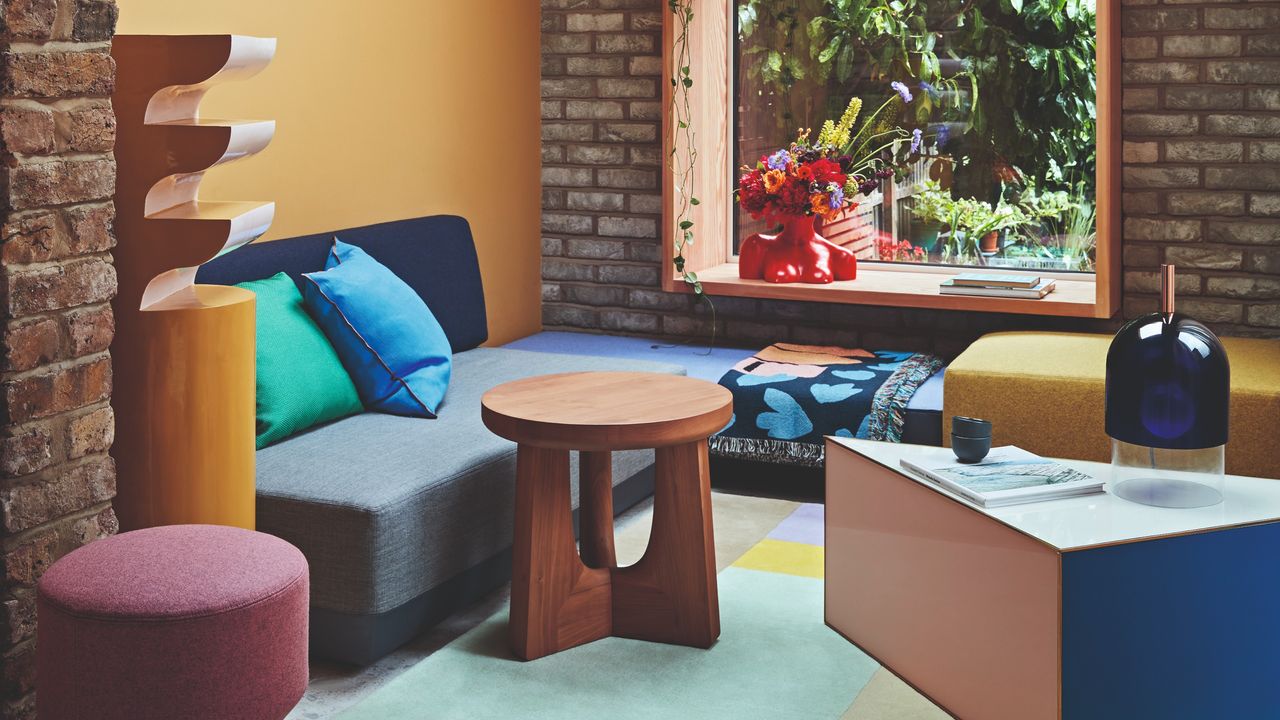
(481, 372, 734, 451)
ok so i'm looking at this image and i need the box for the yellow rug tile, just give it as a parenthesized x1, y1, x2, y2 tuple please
(731, 538, 824, 579)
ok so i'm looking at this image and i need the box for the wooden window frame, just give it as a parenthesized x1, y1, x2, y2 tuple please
(661, 0, 1121, 319)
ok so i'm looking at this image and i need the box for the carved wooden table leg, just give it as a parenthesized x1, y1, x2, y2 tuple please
(509, 445, 612, 661)
(612, 438, 720, 648)
(578, 450, 616, 569)
(483, 372, 731, 660)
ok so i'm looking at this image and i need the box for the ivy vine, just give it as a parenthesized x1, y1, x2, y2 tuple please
(668, 0, 700, 294)
(668, 0, 716, 345)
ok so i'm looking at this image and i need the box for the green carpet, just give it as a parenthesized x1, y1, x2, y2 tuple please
(336, 566, 877, 719)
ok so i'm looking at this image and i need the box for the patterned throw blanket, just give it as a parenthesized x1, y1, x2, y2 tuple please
(710, 343, 944, 467)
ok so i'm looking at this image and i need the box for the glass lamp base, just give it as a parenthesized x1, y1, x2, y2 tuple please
(1111, 440, 1225, 509)
(1112, 476, 1223, 509)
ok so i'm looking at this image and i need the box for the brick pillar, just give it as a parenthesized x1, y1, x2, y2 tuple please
(0, 1, 119, 716)
(541, 0, 672, 336)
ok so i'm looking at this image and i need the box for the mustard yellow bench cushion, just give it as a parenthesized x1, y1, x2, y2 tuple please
(943, 332, 1280, 479)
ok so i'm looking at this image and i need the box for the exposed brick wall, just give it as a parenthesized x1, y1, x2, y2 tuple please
(1120, 0, 1280, 331)
(540, 0, 1280, 355)
(0, 0, 118, 716)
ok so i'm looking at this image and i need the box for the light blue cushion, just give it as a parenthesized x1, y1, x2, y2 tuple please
(302, 239, 452, 417)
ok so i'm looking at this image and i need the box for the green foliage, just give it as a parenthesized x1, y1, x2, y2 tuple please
(737, 0, 827, 127)
(807, 0, 943, 125)
(914, 182, 1028, 234)
(916, 179, 1097, 269)
(943, 0, 1097, 201)
(912, 181, 1031, 262)
(1015, 181, 1097, 271)
(911, 181, 957, 225)
(738, 0, 1097, 201)
(1017, 183, 1074, 222)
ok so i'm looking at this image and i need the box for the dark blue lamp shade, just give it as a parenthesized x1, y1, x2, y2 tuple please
(1105, 266, 1230, 451)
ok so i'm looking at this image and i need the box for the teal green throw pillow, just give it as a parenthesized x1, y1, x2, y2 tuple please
(237, 272, 364, 448)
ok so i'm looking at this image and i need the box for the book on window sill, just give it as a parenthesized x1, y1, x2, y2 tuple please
(950, 272, 1042, 288)
(900, 446, 1104, 508)
(940, 278, 1056, 299)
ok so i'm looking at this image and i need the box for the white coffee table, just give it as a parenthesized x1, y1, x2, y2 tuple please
(825, 437, 1280, 720)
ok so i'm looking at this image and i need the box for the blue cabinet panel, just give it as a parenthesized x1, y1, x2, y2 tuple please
(1063, 522, 1280, 719)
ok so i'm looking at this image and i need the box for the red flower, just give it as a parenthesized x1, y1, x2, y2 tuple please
(738, 171, 769, 216)
(808, 158, 845, 185)
(738, 143, 855, 222)
(778, 180, 812, 216)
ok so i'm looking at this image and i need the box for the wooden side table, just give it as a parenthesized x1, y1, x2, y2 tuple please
(482, 371, 733, 661)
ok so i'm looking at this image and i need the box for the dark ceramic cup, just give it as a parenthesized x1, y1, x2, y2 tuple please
(952, 416, 993, 463)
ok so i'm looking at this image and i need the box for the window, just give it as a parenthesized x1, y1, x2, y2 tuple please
(663, 0, 1120, 317)
(735, 0, 1099, 272)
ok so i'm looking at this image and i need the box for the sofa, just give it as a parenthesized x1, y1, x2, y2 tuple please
(197, 216, 684, 665)
(944, 331, 1280, 479)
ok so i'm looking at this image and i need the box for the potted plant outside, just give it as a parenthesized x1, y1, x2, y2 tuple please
(912, 182, 1029, 264)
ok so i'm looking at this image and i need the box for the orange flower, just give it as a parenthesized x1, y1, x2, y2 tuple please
(763, 169, 786, 193)
(811, 195, 838, 220)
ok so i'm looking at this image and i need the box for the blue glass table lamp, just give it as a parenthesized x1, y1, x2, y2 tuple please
(1105, 265, 1230, 508)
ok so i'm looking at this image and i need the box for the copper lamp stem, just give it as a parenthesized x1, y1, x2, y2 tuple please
(1160, 264, 1176, 319)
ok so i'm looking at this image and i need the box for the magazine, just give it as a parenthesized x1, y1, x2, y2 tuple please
(901, 446, 1104, 508)
(951, 273, 1042, 288)
(939, 278, 1056, 299)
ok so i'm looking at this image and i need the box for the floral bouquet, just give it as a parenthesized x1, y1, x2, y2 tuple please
(737, 84, 922, 284)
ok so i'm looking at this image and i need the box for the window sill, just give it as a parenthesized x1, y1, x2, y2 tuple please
(672, 262, 1116, 319)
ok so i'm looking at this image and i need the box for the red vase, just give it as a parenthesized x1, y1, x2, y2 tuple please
(739, 215, 858, 284)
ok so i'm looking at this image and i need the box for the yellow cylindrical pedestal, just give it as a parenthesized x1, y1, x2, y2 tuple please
(113, 285, 256, 530)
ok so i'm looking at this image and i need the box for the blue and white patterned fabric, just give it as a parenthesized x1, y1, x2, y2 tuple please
(710, 343, 944, 467)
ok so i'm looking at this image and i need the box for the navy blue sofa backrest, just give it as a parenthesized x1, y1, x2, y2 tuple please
(196, 215, 488, 352)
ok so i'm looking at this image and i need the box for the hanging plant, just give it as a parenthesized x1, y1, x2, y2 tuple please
(668, 0, 716, 344)
(668, 0, 700, 295)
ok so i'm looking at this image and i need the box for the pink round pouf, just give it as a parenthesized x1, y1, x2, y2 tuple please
(36, 524, 309, 720)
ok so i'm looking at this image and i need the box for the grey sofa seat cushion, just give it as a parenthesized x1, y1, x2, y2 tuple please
(256, 347, 685, 616)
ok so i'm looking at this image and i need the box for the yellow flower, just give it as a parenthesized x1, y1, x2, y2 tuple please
(839, 97, 863, 132)
(830, 97, 862, 148)
(763, 169, 786, 193)
(817, 120, 839, 147)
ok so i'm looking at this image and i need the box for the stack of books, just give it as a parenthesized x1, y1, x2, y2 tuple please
(901, 446, 1105, 508)
(940, 273, 1056, 299)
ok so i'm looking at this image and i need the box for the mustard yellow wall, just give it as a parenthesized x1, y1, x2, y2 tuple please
(116, 0, 543, 345)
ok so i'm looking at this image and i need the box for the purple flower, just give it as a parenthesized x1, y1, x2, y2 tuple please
(936, 124, 950, 148)
(920, 81, 937, 97)
(767, 150, 792, 171)
(910, 128, 923, 154)
(891, 81, 913, 104)
(828, 185, 845, 209)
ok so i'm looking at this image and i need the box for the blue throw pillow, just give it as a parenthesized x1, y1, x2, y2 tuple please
(302, 239, 452, 417)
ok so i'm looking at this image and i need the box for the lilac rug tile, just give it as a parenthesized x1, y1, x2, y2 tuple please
(768, 503, 825, 546)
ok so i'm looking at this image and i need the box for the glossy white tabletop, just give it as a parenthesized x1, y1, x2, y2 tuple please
(830, 437, 1280, 551)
